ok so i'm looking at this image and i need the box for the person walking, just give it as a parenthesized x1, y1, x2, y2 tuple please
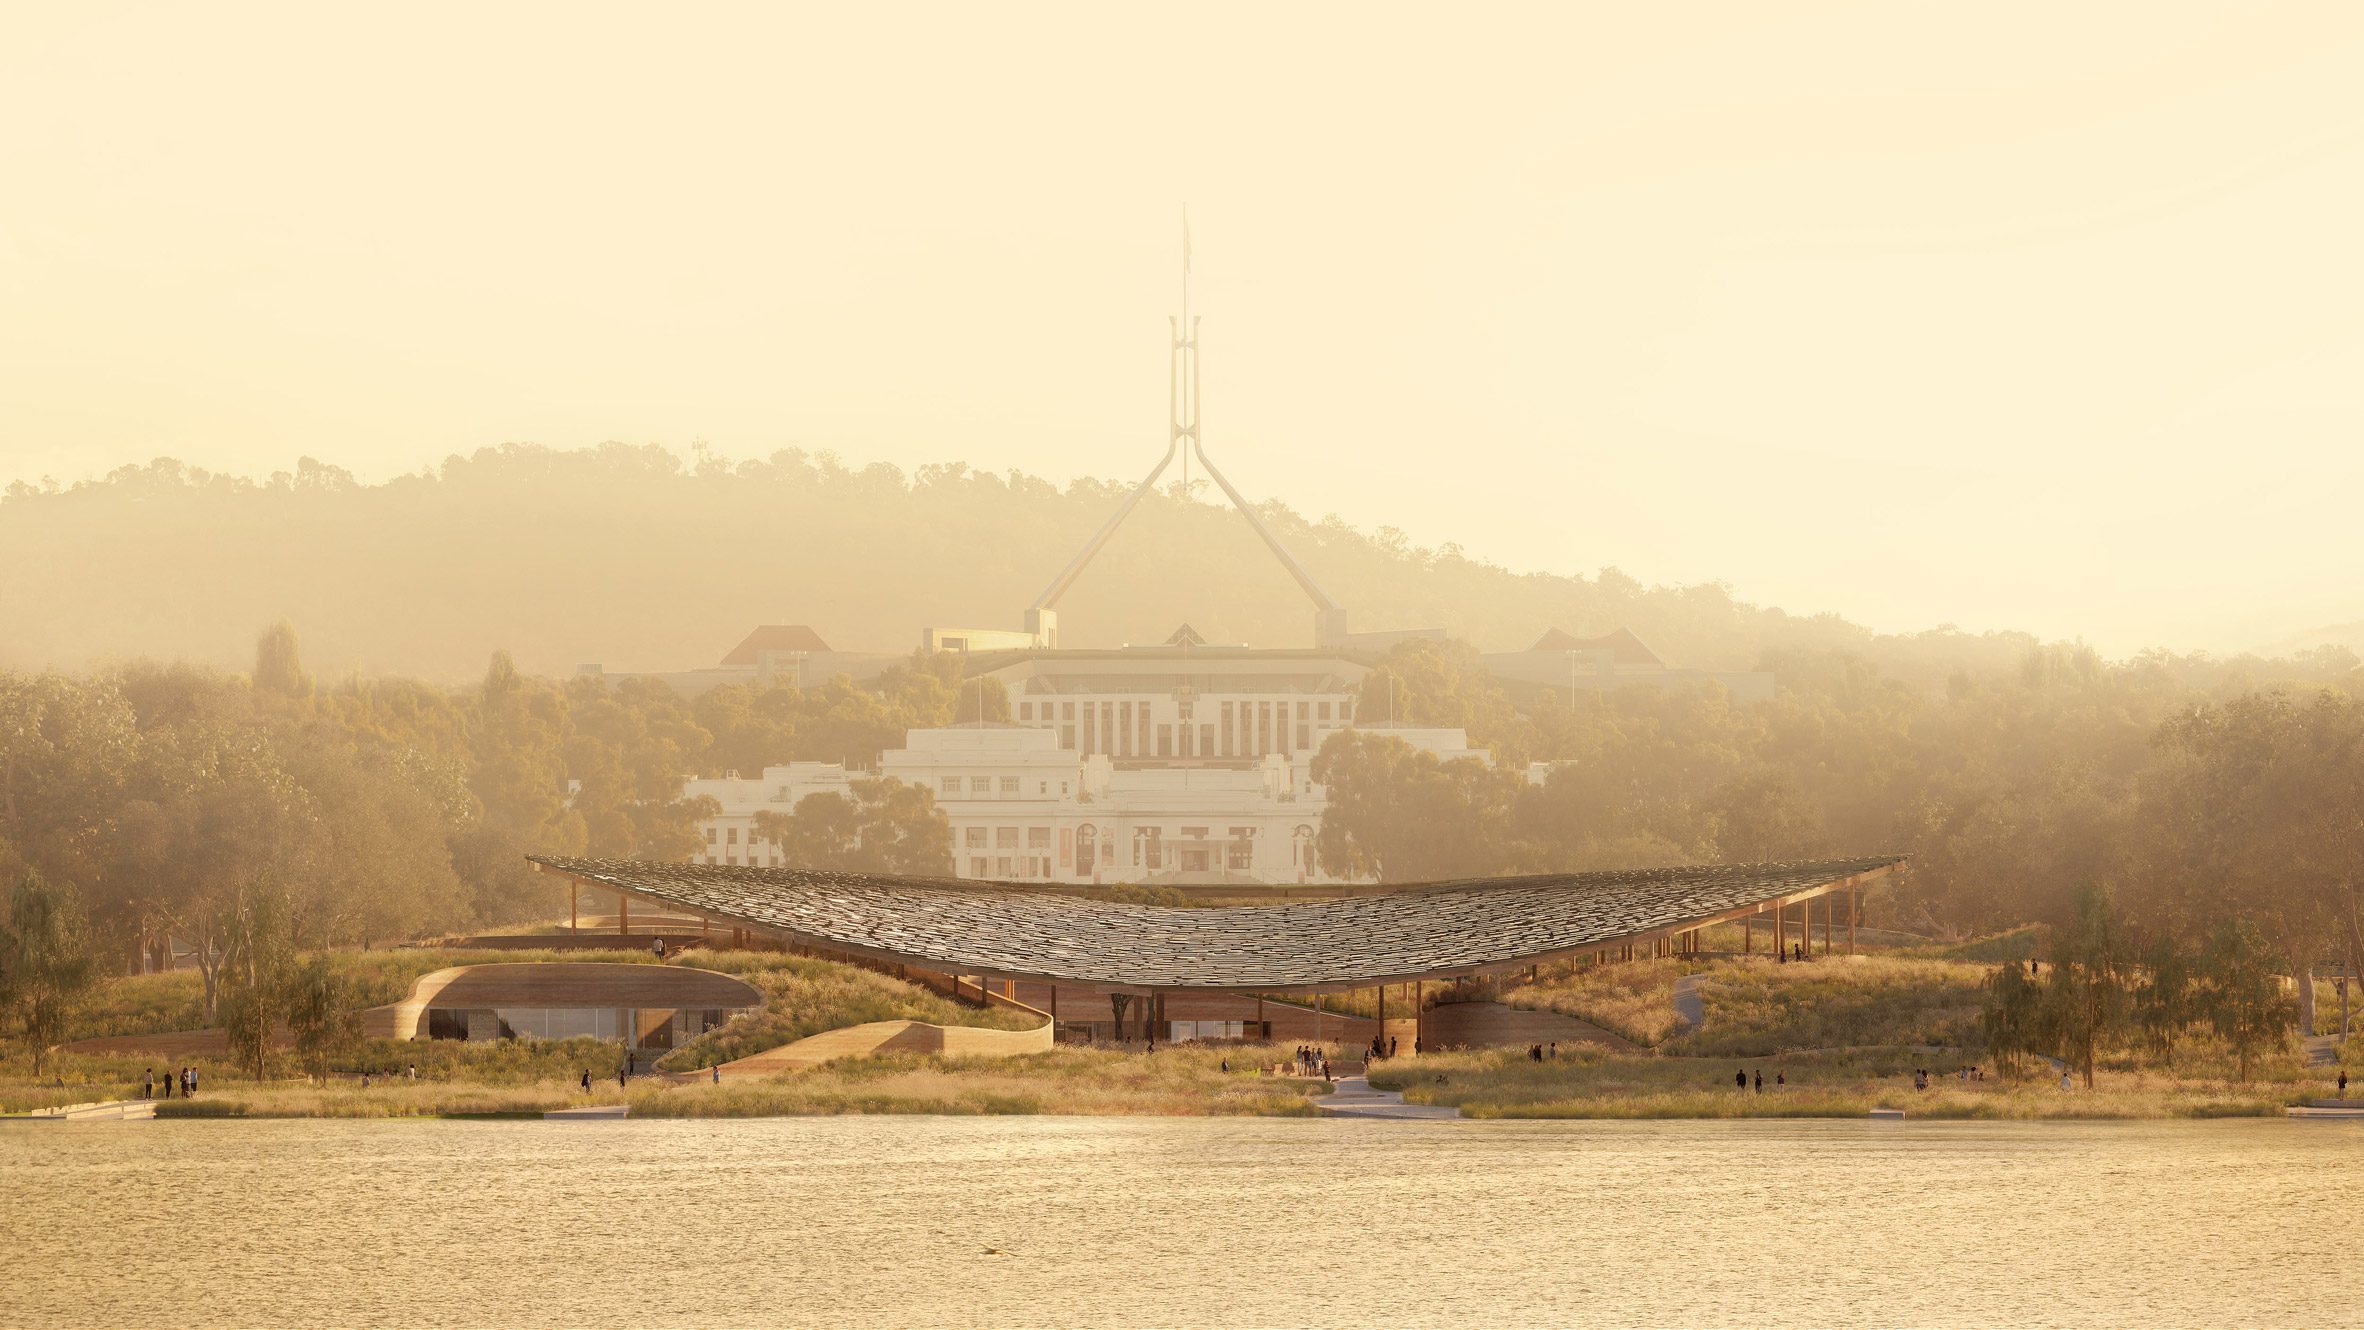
(1752, 1070, 1762, 1094)
(159, 1068, 172, 1100)
(2340, 1069, 2350, 1097)
(1388, 1036, 1398, 1058)
(580, 1069, 592, 1094)
(711, 1065, 721, 1085)
(653, 937, 667, 963)
(1735, 1069, 1747, 1091)
(142, 1069, 154, 1100)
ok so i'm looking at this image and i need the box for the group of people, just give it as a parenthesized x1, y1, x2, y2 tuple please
(1290, 1045, 1330, 1079)
(1365, 1035, 1401, 1061)
(1527, 1042, 1561, 1061)
(140, 1067, 197, 1100)
(1733, 1068, 1786, 1092)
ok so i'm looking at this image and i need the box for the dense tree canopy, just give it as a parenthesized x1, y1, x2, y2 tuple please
(0, 626, 996, 960)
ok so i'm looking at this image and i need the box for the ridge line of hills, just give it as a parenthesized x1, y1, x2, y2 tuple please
(4, 442, 2357, 686)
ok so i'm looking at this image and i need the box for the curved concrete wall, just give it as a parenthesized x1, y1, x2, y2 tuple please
(360, 963, 761, 1041)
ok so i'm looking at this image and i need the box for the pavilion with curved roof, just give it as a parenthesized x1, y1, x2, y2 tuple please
(527, 854, 1906, 998)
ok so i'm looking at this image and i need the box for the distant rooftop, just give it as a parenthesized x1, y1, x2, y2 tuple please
(1526, 627, 1664, 667)
(720, 625, 833, 665)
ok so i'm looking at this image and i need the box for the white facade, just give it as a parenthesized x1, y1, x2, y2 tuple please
(684, 761, 858, 867)
(684, 721, 1497, 884)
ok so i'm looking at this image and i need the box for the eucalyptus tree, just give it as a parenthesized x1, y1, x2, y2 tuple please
(2199, 917, 2294, 1083)
(2043, 883, 2129, 1088)
(0, 872, 101, 1075)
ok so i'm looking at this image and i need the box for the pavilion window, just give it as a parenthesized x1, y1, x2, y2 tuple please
(1027, 827, 1051, 850)
(1018, 702, 1032, 720)
(726, 827, 738, 845)
(996, 857, 1012, 876)
(704, 827, 716, 844)
(1318, 700, 1332, 720)
(1220, 702, 1234, 756)
(1157, 725, 1172, 756)
(999, 776, 1020, 796)
(965, 827, 987, 848)
(969, 857, 988, 877)
(1118, 701, 1133, 755)
(1138, 705, 1151, 754)
(996, 826, 1019, 849)
(1083, 707, 1096, 753)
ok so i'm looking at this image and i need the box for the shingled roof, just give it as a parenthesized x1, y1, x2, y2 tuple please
(529, 855, 1905, 992)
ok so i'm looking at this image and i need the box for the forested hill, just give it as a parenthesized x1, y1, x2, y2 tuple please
(0, 443, 2237, 685)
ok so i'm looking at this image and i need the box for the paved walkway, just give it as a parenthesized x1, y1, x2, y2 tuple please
(1316, 1072, 1462, 1120)
(1672, 975, 1708, 1036)
(2301, 1034, 2339, 1067)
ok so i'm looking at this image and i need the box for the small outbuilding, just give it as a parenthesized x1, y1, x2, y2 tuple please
(361, 962, 759, 1050)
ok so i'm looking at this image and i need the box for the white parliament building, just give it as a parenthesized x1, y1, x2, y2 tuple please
(683, 634, 1500, 886)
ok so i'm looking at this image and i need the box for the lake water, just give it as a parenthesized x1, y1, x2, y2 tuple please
(2, 1115, 2355, 1329)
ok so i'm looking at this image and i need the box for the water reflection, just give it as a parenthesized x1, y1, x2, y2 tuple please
(2, 1116, 2354, 1328)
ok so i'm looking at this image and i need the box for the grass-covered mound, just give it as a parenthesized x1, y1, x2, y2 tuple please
(654, 952, 1039, 1072)
(1661, 954, 1988, 1058)
(1497, 958, 1704, 1046)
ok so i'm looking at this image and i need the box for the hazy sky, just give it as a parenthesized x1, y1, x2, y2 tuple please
(5, 2, 2362, 656)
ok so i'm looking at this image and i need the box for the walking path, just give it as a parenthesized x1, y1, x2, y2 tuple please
(1316, 1071, 1462, 1120)
(1672, 974, 1708, 1036)
(2300, 1034, 2339, 1067)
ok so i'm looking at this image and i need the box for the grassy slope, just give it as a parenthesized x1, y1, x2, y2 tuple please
(654, 953, 1037, 1072)
(1398, 941, 2341, 1118)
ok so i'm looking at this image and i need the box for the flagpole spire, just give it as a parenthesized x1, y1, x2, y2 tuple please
(1180, 208, 1192, 492)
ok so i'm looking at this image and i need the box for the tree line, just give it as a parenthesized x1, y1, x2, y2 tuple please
(1317, 637, 2364, 1026)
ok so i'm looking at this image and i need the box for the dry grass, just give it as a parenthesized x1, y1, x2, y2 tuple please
(641, 1047, 1327, 1117)
(1366, 1047, 2298, 1120)
(655, 954, 1037, 1071)
(10, 1044, 1330, 1118)
(1661, 953, 1989, 1058)
(1499, 957, 1702, 1046)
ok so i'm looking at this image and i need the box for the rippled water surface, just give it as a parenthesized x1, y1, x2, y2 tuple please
(2, 1115, 2356, 1328)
